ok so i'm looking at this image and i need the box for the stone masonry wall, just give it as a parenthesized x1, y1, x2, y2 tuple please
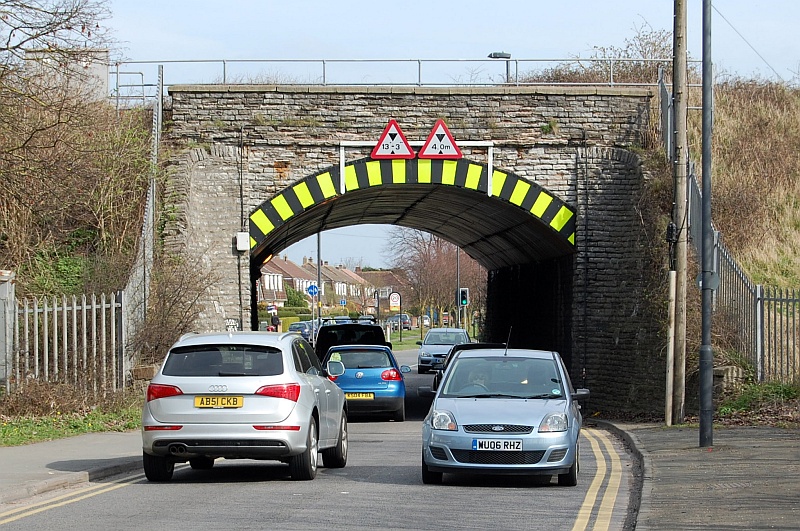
(162, 85, 665, 412)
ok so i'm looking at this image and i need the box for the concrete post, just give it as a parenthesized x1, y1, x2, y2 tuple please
(0, 270, 16, 392)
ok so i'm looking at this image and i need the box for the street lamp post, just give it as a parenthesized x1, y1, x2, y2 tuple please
(488, 51, 512, 83)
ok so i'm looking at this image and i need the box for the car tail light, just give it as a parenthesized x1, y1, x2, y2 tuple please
(253, 425, 301, 431)
(146, 384, 184, 402)
(255, 383, 301, 402)
(143, 425, 183, 431)
(328, 375, 339, 382)
(381, 369, 402, 381)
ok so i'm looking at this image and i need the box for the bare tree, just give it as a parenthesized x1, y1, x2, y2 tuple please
(389, 227, 485, 327)
(0, 2, 154, 297)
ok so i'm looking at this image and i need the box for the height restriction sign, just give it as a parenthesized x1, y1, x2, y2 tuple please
(371, 119, 415, 159)
(418, 119, 462, 159)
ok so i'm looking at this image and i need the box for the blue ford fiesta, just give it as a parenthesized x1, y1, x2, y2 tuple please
(323, 344, 411, 422)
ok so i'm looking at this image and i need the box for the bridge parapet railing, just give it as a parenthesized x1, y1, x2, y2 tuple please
(110, 57, 684, 108)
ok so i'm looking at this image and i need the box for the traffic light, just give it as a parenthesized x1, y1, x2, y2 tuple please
(459, 287, 469, 306)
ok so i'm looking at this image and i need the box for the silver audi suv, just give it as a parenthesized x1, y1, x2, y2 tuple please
(141, 331, 347, 481)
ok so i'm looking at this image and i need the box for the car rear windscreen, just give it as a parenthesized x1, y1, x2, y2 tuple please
(327, 349, 391, 369)
(163, 345, 284, 376)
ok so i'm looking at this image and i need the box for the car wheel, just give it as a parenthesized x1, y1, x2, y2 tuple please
(143, 452, 174, 482)
(421, 451, 442, 485)
(321, 411, 348, 468)
(558, 445, 579, 487)
(418, 366, 427, 374)
(290, 420, 318, 480)
(189, 456, 215, 470)
(391, 402, 406, 422)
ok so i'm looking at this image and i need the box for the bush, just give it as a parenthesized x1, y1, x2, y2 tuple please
(718, 382, 800, 415)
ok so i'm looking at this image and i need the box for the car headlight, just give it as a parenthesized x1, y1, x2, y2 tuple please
(419, 350, 429, 357)
(538, 413, 568, 433)
(430, 410, 458, 431)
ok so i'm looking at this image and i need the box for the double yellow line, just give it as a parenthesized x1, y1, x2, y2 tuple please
(0, 474, 145, 526)
(571, 428, 624, 531)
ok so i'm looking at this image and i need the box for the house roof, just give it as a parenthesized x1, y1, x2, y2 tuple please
(266, 256, 316, 281)
(337, 265, 369, 285)
(357, 269, 409, 290)
(309, 262, 355, 284)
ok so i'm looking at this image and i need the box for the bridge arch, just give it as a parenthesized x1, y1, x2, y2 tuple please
(248, 157, 577, 270)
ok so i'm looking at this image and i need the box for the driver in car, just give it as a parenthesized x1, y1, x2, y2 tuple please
(463, 368, 490, 392)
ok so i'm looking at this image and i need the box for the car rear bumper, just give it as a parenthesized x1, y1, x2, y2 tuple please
(142, 420, 310, 460)
(346, 395, 404, 414)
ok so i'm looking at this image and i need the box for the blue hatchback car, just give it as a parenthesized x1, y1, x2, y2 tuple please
(323, 344, 411, 421)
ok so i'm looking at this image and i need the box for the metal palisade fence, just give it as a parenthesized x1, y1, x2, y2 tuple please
(10, 292, 125, 393)
(687, 160, 798, 383)
(661, 71, 798, 383)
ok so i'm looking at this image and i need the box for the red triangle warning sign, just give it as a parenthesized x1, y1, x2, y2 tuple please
(419, 119, 462, 159)
(371, 119, 416, 159)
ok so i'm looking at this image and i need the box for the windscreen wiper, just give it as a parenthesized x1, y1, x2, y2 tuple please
(522, 393, 564, 399)
(460, 393, 522, 399)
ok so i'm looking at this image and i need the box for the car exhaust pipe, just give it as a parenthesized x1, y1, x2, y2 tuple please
(168, 443, 188, 455)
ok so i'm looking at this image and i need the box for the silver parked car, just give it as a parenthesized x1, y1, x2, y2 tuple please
(420, 348, 589, 485)
(141, 331, 348, 482)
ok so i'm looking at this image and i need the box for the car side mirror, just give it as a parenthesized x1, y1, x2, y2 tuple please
(416, 340, 422, 346)
(327, 360, 345, 377)
(573, 388, 590, 400)
(400, 365, 412, 373)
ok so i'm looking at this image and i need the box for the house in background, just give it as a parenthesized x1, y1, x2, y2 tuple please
(355, 268, 414, 319)
(260, 256, 378, 313)
(302, 259, 352, 308)
(257, 261, 287, 307)
(264, 256, 318, 306)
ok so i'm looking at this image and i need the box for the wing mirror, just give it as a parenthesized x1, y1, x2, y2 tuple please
(326, 360, 345, 377)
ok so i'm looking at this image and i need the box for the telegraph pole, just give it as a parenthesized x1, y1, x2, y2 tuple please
(672, 0, 689, 425)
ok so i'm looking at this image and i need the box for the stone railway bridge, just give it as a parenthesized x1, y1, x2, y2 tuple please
(163, 84, 664, 413)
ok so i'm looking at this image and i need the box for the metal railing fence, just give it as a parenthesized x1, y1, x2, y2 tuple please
(760, 287, 800, 383)
(110, 57, 695, 108)
(662, 70, 799, 383)
(687, 171, 799, 383)
(10, 292, 125, 393)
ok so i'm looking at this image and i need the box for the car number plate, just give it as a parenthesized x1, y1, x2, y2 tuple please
(472, 439, 523, 451)
(345, 392, 374, 400)
(194, 396, 243, 408)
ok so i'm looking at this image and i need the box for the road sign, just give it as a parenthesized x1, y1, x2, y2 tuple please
(307, 285, 319, 296)
(340, 299, 346, 306)
(389, 291, 401, 311)
(371, 119, 415, 159)
(419, 119, 462, 159)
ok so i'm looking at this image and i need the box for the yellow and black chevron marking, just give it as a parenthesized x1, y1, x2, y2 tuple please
(249, 156, 576, 254)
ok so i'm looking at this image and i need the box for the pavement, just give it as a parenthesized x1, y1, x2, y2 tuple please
(2, 423, 799, 529)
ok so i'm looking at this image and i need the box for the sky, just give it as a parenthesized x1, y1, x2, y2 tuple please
(107, 0, 800, 268)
